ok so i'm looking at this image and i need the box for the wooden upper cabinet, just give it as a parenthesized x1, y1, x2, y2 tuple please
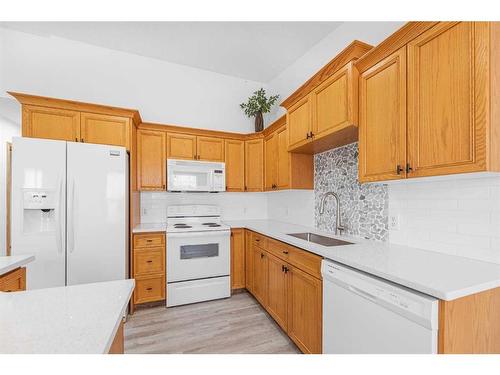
(276, 126, 290, 189)
(80, 112, 129, 148)
(224, 139, 245, 192)
(407, 22, 487, 177)
(22, 105, 81, 142)
(264, 133, 278, 190)
(358, 47, 407, 183)
(197, 136, 224, 162)
(230, 228, 245, 290)
(167, 133, 197, 160)
(245, 138, 264, 191)
(137, 129, 166, 190)
(287, 264, 322, 354)
(287, 96, 312, 150)
(311, 63, 357, 140)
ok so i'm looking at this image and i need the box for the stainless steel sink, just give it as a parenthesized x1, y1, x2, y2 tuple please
(287, 232, 353, 247)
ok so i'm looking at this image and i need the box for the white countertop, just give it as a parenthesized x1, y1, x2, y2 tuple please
(0, 279, 134, 354)
(133, 222, 167, 233)
(0, 255, 35, 276)
(224, 219, 500, 301)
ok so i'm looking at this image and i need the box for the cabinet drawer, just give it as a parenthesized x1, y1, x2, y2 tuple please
(134, 248, 165, 276)
(252, 232, 268, 250)
(0, 267, 26, 292)
(288, 246, 322, 279)
(134, 275, 165, 304)
(133, 233, 165, 248)
(267, 238, 291, 261)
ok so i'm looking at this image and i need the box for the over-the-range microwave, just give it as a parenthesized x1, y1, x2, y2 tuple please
(167, 159, 226, 192)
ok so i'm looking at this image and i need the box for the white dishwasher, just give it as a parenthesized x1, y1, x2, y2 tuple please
(322, 259, 438, 354)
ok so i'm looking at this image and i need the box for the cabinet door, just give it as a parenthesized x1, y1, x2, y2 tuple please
(80, 112, 129, 148)
(358, 47, 407, 183)
(245, 139, 264, 192)
(22, 105, 80, 142)
(264, 133, 278, 191)
(266, 254, 288, 331)
(224, 139, 245, 191)
(287, 265, 322, 354)
(197, 136, 224, 162)
(167, 133, 197, 160)
(244, 230, 253, 293)
(407, 22, 487, 177)
(287, 96, 312, 150)
(252, 245, 268, 306)
(311, 63, 355, 139)
(137, 129, 166, 190)
(230, 229, 245, 290)
(276, 126, 290, 189)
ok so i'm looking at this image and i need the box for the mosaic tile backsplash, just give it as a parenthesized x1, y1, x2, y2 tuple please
(314, 142, 388, 241)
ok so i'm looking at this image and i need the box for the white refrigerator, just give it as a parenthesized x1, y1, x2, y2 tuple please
(11, 137, 128, 290)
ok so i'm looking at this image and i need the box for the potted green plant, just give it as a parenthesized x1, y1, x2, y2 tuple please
(240, 88, 279, 132)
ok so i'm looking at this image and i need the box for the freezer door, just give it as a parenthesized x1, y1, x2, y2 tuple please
(66, 142, 128, 286)
(11, 137, 66, 289)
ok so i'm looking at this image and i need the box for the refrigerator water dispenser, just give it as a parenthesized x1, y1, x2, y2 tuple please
(22, 190, 57, 234)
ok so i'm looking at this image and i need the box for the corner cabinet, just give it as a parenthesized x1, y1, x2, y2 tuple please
(137, 129, 166, 190)
(357, 22, 500, 183)
(264, 117, 314, 191)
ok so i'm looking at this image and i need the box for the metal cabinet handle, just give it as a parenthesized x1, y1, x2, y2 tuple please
(396, 165, 403, 175)
(282, 250, 289, 255)
(146, 287, 153, 291)
(260, 253, 264, 258)
(406, 163, 413, 174)
(146, 260, 153, 263)
(146, 239, 153, 242)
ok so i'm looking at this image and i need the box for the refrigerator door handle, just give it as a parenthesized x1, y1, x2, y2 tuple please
(56, 178, 64, 254)
(68, 179, 76, 253)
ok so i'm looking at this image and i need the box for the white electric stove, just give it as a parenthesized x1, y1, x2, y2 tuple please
(166, 205, 231, 307)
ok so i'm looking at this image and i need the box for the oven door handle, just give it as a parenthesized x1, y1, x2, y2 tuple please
(167, 231, 230, 239)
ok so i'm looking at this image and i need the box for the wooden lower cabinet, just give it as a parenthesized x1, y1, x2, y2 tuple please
(0, 267, 26, 292)
(247, 230, 322, 354)
(244, 230, 254, 293)
(286, 265, 322, 354)
(132, 232, 166, 306)
(230, 228, 245, 290)
(266, 253, 288, 331)
(252, 244, 268, 306)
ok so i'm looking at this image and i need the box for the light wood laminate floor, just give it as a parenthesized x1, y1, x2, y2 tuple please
(124, 291, 301, 354)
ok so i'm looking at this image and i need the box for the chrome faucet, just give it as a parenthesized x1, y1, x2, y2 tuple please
(319, 192, 345, 236)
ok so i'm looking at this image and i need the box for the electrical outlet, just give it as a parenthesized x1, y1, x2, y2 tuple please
(389, 215, 400, 231)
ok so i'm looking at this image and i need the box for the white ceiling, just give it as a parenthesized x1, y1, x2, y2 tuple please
(0, 22, 342, 82)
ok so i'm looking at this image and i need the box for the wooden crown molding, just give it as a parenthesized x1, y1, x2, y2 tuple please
(140, 114, 287, 140)
(8, 91, 142, 126)
(354, 22, 438, 72)
(280, 40, 373, 109)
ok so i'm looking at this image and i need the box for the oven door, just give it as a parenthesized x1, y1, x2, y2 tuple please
(167, 160, 213, 192)
(167, 230, 230, 282)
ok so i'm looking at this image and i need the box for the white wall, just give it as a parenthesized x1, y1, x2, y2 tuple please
(0, 98, 21, 255)
(0, 27, 263, 133)
(389, 176, 500, 264)
(266, 22, 405, 122)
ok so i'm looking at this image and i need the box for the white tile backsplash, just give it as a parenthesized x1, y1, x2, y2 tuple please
(267, 190, 315, 227)
(389, 175, 500, 264)
(140, 191, 268, 223)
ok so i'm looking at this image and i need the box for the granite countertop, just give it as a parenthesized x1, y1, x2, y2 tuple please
(0, 255, 35, 276)
(0, 279, 134, 354)
(224, 219, 500, 301)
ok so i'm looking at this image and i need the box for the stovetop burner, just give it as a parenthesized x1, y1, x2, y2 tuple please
(174, 224, 192, 228)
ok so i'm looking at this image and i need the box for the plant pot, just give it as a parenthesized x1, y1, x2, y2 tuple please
(254, 111, 264, 132)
